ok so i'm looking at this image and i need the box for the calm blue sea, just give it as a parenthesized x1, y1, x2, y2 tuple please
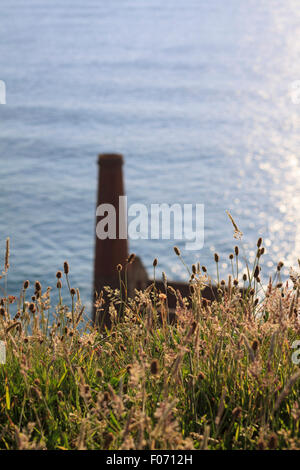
(0, 0, 299, 311)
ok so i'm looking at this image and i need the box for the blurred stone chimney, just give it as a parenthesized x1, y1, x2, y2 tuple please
(93, 153, 148, 328)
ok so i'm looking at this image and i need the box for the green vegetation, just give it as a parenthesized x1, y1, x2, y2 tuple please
(0, 234, 300, 450)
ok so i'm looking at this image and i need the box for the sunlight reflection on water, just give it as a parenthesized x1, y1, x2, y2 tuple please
(0, 0, 299, 311)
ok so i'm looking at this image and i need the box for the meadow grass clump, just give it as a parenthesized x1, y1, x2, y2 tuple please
(0, 235, 300, 450)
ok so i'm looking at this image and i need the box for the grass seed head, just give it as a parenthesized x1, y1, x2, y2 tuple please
(174, 246, 181, 256)
(127, 253, 136, 264)
(268, 433, 278, 450)
(257, 237, 263, 248)
(277, 261, 284, 271)
(64, 261, 69, 274)
(35, 281, 42, 292)
(150, 359, 159, 375)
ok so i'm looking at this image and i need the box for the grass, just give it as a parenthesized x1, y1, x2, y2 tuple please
(0, 233, 300, 450)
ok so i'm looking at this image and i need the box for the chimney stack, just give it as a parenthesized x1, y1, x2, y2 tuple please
(93, 153, 128, 327)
